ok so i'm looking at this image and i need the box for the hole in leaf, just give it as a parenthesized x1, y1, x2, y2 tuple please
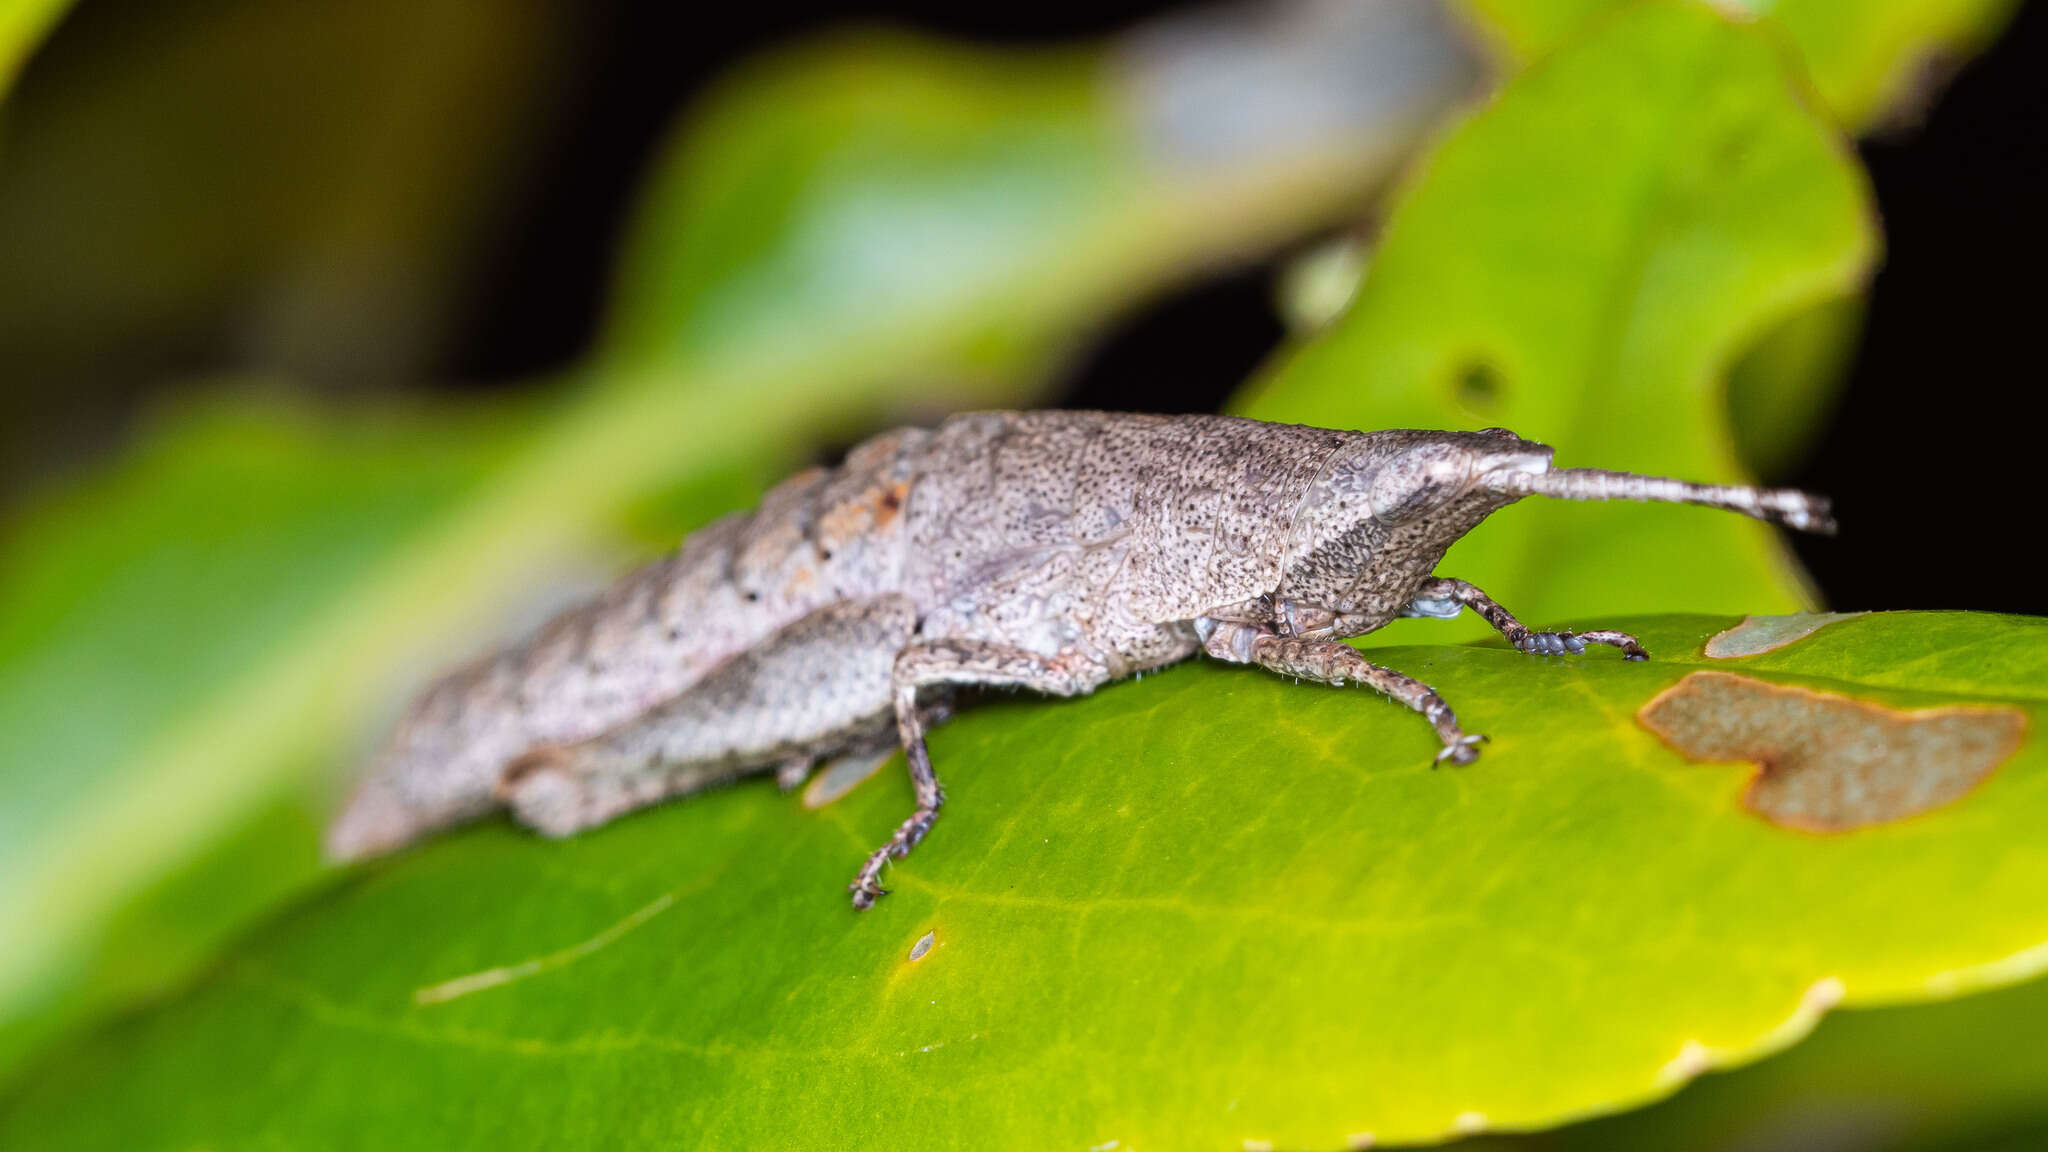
(1452, 359, 1503, 412)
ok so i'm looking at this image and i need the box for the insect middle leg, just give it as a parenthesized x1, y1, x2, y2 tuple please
(849, 640, 1106, 909)
(1408, 576, 1647, 660)
(1204, 624, 1485, 765)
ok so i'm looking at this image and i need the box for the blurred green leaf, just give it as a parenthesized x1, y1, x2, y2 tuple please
(0, 0, 70, 98)
(1238, 0, 1874, 640)
(0, 3, 1479, 1080)
(5, 611, 2044, 1149)
(1724, 293, 1865, 479)
(599, 5, 1479, 379)
(1458, 0, 2022, 132)
(1446, 0, 2013, 504)
(0, 396, 531, 1075)
(1466, 951, 2048, 1152)
(1447, 0, 2015, 498)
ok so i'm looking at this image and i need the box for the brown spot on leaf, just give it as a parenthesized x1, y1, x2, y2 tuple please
(1704, 612, 1865, 658)
(1639, 671, 2025, 832)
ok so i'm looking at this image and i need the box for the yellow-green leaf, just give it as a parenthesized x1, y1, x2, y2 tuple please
(1458, 0, 2022, 131)
(0, 0, 69, 99)
(5, 612, 2041, 1149)
(1466, 951, 2048, 1150)
(0, 397, 530, 1077)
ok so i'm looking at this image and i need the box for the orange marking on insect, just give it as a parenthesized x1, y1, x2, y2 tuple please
(876, 481, 909, 527)
(818, 495, 876, 552)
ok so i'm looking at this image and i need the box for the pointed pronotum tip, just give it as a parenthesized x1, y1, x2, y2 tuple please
(1494, 467, 1836, 535)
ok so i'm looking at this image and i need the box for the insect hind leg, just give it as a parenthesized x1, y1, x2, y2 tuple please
(848, 640, 1107, 909)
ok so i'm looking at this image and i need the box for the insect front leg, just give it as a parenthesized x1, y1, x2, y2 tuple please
(850, 640, 1104, 910)
(1409, 577, 1648, 660)
(1202, 622, 1484, 765)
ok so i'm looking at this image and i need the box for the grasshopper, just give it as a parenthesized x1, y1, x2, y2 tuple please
(328, 412, 1832, 907)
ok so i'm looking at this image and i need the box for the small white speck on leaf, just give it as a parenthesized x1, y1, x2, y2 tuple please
(1453, 1112, 1488, 1135)
(1658, 1040, 1713, 1085)
(908, 931, 935, 962)
(1803, 976, 1845, 1015)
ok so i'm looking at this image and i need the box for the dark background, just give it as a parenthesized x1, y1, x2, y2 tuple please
(13, 0, 2047, 614)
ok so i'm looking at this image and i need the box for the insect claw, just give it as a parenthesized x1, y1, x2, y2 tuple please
(1573, 628, 1649, 660)
(1432, 732, 1487, 767)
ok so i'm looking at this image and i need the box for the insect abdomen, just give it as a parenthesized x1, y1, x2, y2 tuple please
(326, 426, 931, 860)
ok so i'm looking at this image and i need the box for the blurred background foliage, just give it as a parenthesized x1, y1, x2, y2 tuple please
(0, 0, 2043, 1147)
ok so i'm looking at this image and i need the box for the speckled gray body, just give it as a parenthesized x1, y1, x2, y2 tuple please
(329, 411, 1832, 907)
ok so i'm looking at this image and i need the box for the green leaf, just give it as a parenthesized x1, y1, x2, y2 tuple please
(1237, 0, 1875, 640)
(1466, 947, 2048, 1151)
(0, 397, 529, 1076)
(1439, 0, 2018, 497)
(1457, 0, 2023, 132)
(6, 610, 2042, 1149)
(1412, 0, 2017, 493)
(0, 5, 1479, 1080)
(0, 0, 70, 99)
(598, 7, 1480, 378)
(1722, 293, 1865, 479)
